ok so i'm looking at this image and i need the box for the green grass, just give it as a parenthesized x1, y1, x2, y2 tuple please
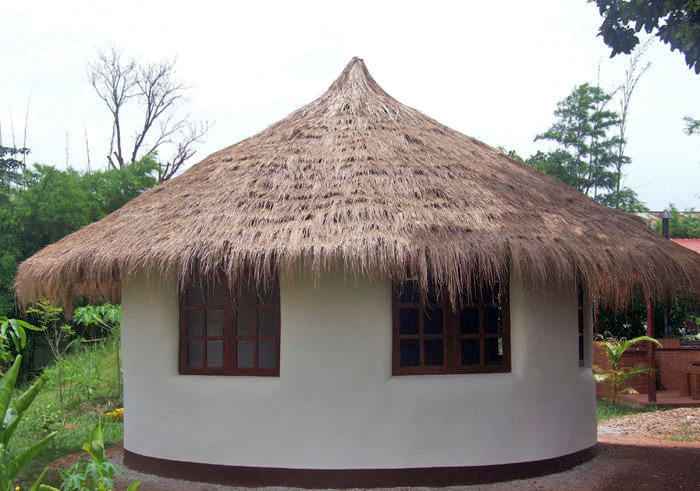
(12, 338, 124, 486)
(667, 421, 698, 441)
(596, 398, 660, 422)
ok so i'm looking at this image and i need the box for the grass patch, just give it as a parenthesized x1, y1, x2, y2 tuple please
(596, 398, 660, 422)
(12, 338, 123, 486)
(667, 421, 698, 442)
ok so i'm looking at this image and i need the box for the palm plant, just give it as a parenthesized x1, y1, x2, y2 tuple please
(593, 334, 662, 403)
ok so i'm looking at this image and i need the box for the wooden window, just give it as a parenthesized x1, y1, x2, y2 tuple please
(392, 279, 510, 375)
(578, 286, 585, 367)
(179, 276, 280, 376)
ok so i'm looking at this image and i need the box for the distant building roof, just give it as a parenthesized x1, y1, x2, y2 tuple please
(671, 239, 700, 254)
(635, 211, 700, 222)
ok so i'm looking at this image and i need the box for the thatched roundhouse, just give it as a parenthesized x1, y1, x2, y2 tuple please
(16, 58, 700, 487)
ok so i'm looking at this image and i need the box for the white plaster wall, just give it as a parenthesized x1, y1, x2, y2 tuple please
(122, 268, 596, 469)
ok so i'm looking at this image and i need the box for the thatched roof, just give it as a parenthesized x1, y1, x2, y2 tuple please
(15, 58, 700, 307)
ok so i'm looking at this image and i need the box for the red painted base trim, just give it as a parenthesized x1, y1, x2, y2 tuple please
(123, 446, 597, 488)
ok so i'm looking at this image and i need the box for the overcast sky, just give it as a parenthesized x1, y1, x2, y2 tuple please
(2, 1, 699, 210)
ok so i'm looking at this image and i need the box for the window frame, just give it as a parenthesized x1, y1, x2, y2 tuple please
(392, 280, 511, 376)
(178, 277, 281, 376)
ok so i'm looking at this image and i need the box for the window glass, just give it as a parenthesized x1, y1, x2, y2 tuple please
(460, 308, 479, 334)
(187, 340, 203, 367)
(399, 339, 420, 367)
(186, 284, 204, 306)
(237, 309, 256, 336)
(485, 337, 504, 364)
(206, 310, 223, 336)
(424, 339, 444, 366)
(485, 307, 503, 334)
(237, 340, 255, 367)
(186, 310, 203, 337)
(258, 309, 275, 336)
(399, 309, 419, 335)
(259, 339, 275, 368)
(461, 339, 479, 365)
(423, 308, 443, 334)
(207, 340, 223, 367)
(237, 281, 257, 306)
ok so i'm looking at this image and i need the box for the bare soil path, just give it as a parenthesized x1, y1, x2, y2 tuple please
(54, 408, 700, 490)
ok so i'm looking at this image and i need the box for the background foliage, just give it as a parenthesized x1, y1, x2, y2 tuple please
(0, 154, 157, 315)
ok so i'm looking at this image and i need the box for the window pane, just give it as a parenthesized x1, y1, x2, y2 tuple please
(206, 310, 223, 336)
(485, 337, 504, 364)
(186, 284, 204, 306)
(237, 281, 257, 306)
(237, 340, 255, 367)
(186, 310, 203, 336)
(258, 308, 275, 336)
(399, 280, 418, 304)
(258, 285, 276, 304)
(399, 309, 419, 335)
(460, 308, 479, 334)
(424, 339, 444, 366)
(461, 339, 479, 365)
(427, 285, 440, 306)
(207, 281, 224, 305)
(259, 339, 275, 368)
(483, 283, 500, 305)
(207, 340, 223, 367)
(187, 340, 203, 367)
(399, 339, 420, 367)
(485, 308, 503, 333)
(237, 308, 255, 336)
(423, 307, 443, 334)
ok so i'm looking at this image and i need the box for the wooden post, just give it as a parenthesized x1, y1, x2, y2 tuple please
(646, 295, 656, 403)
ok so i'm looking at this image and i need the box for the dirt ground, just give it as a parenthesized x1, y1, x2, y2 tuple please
(51, 408, 700, 490)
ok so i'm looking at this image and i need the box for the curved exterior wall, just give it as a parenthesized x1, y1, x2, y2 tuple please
(122, 268, 596, 469)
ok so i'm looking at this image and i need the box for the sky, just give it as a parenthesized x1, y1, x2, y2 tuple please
(2, 1, 699, 210)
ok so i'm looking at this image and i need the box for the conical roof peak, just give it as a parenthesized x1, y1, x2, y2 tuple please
(324, 57, 390, 100)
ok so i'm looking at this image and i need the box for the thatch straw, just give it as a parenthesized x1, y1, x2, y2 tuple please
(15, 58, 700, 308)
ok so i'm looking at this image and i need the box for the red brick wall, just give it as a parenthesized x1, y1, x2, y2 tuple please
(657, 349, 700, 393)
(593, 340, 700, 397)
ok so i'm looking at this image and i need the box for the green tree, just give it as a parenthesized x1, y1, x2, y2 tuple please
(590, 0, 700, 73)
(0, 157, 157, 316)
(0, 146, 28, 199)
(532, 83, 635, 205)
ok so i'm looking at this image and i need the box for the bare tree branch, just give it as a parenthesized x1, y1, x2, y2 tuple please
(88, 46, 138, 170)
(88, 46, 210, 179)
(157, 120, 211, 182)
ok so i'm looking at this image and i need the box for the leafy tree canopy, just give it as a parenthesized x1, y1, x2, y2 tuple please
(591, 0, 700, 73)
(0, 157, 157, 315)
(0, 146, 28, 201)
(529, 83, 645, 209)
